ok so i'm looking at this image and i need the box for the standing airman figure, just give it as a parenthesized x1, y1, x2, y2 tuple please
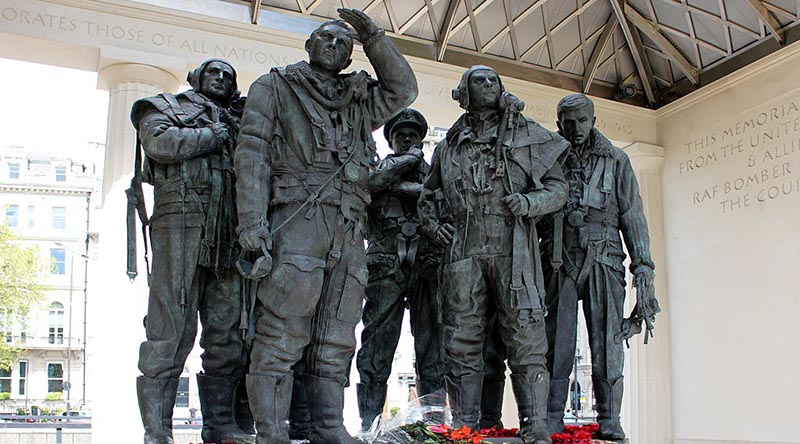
(130, 58, 252, 444)
(356, 108, 445, 431)
(419, 65, 569, 444)
(233, 9, 417, 444)
(539, 94, 658, 441)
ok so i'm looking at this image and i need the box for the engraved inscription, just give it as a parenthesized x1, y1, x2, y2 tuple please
(672, 97, 800, 215)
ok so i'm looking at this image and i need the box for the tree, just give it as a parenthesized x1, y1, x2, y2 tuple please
(0, 224, 46, 370)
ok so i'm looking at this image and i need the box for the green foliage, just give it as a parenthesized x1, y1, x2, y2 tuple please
(44, 392, 62, 401)
(0, 392, 10, 400)
(0, 225, 47, 370)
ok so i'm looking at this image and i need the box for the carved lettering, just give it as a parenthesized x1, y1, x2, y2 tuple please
(0, 5, 302, 68)
(672, 96, 800, 215)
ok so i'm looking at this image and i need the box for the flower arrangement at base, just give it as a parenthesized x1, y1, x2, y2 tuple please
(374, 421, 602, 444)
(551, 423, 600, 443)
(374, 422, 517, 444)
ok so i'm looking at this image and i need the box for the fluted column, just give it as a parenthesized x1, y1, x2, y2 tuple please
(97, 62, 179, 203)
(91, 60, 181, 444)
(623, 142, 673, 444)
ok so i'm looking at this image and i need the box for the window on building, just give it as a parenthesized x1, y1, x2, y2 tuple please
(55, 166, 67, 182)
(27, 206, 35, 228)
(8, 163, 19, 179)
(52, 207, 66, 229)
(18, 361, 27, 395)
(1, 309, 11, 343)
(0, 368, 10, 394)
(17, 313, 28, 344)
(50, 249, 66, 275)
(5, 205, 19, 227)
(47, 363, 63, 392)
(48, 302, 64, 344)
(176, 377, 190, 407)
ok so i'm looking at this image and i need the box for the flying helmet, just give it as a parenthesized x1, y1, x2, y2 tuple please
(451, 65, 505, 110)
(186, 58, 240, 103)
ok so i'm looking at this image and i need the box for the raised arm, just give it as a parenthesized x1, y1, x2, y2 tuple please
(365, 147, 423, 193)
(339, 8, 418, 128)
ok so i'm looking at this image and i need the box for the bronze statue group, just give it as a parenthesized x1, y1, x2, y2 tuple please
(128, 8, 658, 444)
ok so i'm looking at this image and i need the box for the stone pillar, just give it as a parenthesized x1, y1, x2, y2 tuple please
(622, 142, 673, 444)
(97, 62, 180, 203)
(90, 54, 181, 444)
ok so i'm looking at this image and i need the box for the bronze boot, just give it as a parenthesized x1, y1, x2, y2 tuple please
(235, 378, 256, 435)
(593, 377, 626, 441)
(546, 378, 570, 434)
(246, 374, 292, 444)
(356, 382, 387, 432)
(479, 378, 505, 429)
(445, 374, 483, 430)
(417, 378, 446, 425)
(510, 372, 551, 444)
(196, 373, 255, 444)
(289, 376, 310, 440)
(136, 376, 177, 444)
(305, 374, 361, 444)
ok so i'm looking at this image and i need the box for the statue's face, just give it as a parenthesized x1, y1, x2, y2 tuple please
(200, 61, 235, 102)
(558, 106, 596, 147)
(307, 24, 353, 74)
(467, 69, 501, 112)
(390, 124, 423, 155)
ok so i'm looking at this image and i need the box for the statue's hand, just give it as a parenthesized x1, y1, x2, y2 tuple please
(633, 265, 655, 289)
(239, 226, 272, 252)
(208, 122, 230, 146)
(502, 193, 530, 217)
(338, 8, 380, 43)
(406, 146, 424, 161)
(434, 223, 455, 247)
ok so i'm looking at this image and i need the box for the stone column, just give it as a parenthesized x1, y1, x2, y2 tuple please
(97, 62, 180, 202)
(91, 54, 181, 444)
(622, 142, 673, 444)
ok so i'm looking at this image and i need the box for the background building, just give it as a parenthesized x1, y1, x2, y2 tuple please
(0, 145, 96, 415)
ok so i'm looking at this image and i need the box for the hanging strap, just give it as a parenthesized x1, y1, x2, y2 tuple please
(199, 157, 224, 269)
(510, 218, 541, 312)
(550, 211, 564, 270)
(125, 135, 151, 283)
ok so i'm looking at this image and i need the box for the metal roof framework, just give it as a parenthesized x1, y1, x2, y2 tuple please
(214, 0, 800, 108)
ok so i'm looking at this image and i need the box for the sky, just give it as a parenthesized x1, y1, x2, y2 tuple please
(0, 57, 109, 161)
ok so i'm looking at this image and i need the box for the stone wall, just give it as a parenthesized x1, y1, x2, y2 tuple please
(658, 41, 800, 444)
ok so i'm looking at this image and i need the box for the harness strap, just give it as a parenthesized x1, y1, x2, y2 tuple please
(551, 211, 564, 269)
(125, 135, 151, 283)
(200, 156, 224, 269)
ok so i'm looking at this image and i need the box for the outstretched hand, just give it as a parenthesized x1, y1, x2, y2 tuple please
(338, 8, 380, 43)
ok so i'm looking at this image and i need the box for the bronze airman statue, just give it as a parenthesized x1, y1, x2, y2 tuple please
(419, 65, 569, 444)
(356, 108, 444, 431)
(130, 58, 252, 444)
(539, 94, 659, 441)
(233, 9, 417, 444)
